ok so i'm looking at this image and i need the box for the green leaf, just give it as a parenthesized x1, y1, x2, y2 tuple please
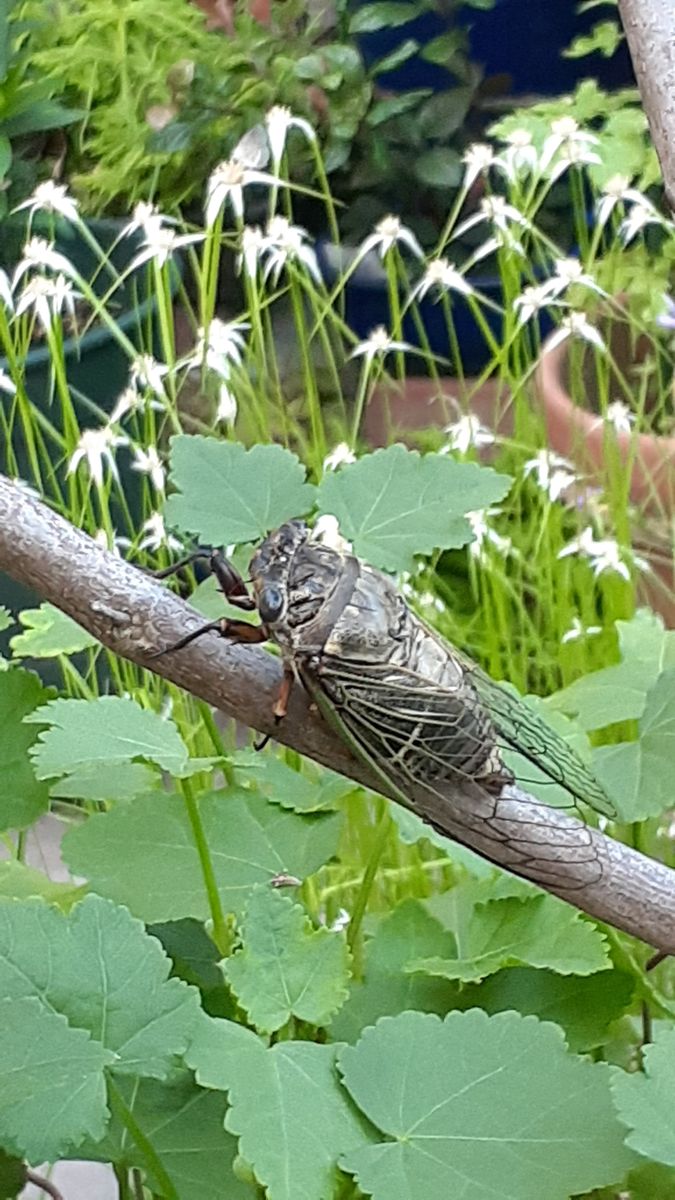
(419, 88, 473, 139)
(625, 1162, 675, 1200)
(612, 1026, 675, 1166)
(454, 966, 634, 1052)
(414, 146, 463, 187)
(317, 446, 512, 572)
(421, 29, 467, 66)
(339, 1010, 635, 1200)
(0, 607, 13, 633)
(565, 20, 624, 59)
(149, 919, 225, 994)
(0, 996, 113, 1162)
(1, 99, 85, 137)
(0, 895, 200, 1078)
(0, 136, 11, 183)
(149, 119, 193, 153)
(0, 1150, 25, 1200)
(331, 900, 459, 1042)
(225, 886, 351, 1033)
(589, 105, 654, 191)
(349, 2, 424, 33)
(88, 1072, 256, 1200)
(592, 668, 675, 821)
(0, 669, 50, 832)
(410, 893, 609, 983)
(366, 90, 431, 125)
(390, 805, 495, 875)
(0, 860, 85, 910)
(371, 37, 419, 76)
(187, 1017, 374, 1200)
(294, 52, 327, 81)
(164, 436, 316, 546)
(549, 609, 675, 730)
(26, 695, 188, 779)
(10, 603, 99, 658)
(50, 761, 159, 803)
(321, 43, 364, 77)
(233, 748, 358, 812)
(63, 790, 343, 923)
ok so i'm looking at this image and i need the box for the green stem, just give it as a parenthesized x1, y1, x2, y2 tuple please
(197, 700, 231, 773)
(114, 1163, 132, 1200)
(179, 775, 229, 952)
(131, 1168, 146, 1200)
(347, 808, 391, 967)
(108, 1079, 179, 1200)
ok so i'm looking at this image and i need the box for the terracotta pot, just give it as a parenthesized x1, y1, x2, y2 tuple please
(364, 376, 512, 447)
(534, 332, 675, 512)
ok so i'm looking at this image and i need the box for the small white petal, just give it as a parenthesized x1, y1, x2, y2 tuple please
(0, 369, 15, 395)
(13, 181, 79, 223)
(265, 106, 314, 167)
(216, 382, 238, 425)
(311, 514, 352, 554)
(67, 426, 127, 489)
(323, 443, 356, 471)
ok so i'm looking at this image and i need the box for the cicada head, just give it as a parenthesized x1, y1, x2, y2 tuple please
(249, 520, 351, 652)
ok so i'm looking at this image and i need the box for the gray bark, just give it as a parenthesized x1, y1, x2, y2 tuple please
(0, 475, 674, 951)
(618, 0, 675, 211)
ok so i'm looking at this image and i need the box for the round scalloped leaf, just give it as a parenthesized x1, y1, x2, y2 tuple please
(224, 886, 351, 1033)
(164, 436, 316, 545)
(62, 790, 343, 923)
(10, 602, 99, 658)
(26, 695, 188, 780)
(0, 895, 200, 1079)
(187, 1017, 373, 1200)
(317, 445, 512, 571)
(0, 668, 51, 832)
(612, 1026, 675, 1166)
(0, 996, 113, 1162)
(338, 1009, 635, 1200)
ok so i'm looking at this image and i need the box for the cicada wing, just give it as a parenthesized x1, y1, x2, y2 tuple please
(304, 659, 606, 889)
(461, 658, 616, 820)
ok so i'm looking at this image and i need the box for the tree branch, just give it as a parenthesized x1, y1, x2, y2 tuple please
(1, 475, 674, 952)
(618, 0, 675, 212)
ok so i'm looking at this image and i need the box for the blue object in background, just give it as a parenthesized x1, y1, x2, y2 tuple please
(317, 241, 554, 376)
(358, 9, 454, 91)
(356, 0, 634, 95)
(467, 0, 634, 94)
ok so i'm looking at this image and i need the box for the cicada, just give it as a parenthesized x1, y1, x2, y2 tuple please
(155, 520, 613, 878)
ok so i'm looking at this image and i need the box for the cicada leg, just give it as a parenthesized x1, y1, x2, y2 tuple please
(149, 545, 261, 657)
(150, 548, 256, 612)
(149, 616, 268, 659)
(255, 665, 295, 750)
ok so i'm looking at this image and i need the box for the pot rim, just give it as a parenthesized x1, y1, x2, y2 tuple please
(535, 330, 675, 456)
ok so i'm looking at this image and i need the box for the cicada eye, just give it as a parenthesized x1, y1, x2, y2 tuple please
(258, 585, 285, 624)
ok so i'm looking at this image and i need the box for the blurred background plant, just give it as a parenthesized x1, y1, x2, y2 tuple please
(19, 0, 325, 214)
(0, 0, 83, 218)
(0, 96, 673, 691)
(1, 7, 675, 1194)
